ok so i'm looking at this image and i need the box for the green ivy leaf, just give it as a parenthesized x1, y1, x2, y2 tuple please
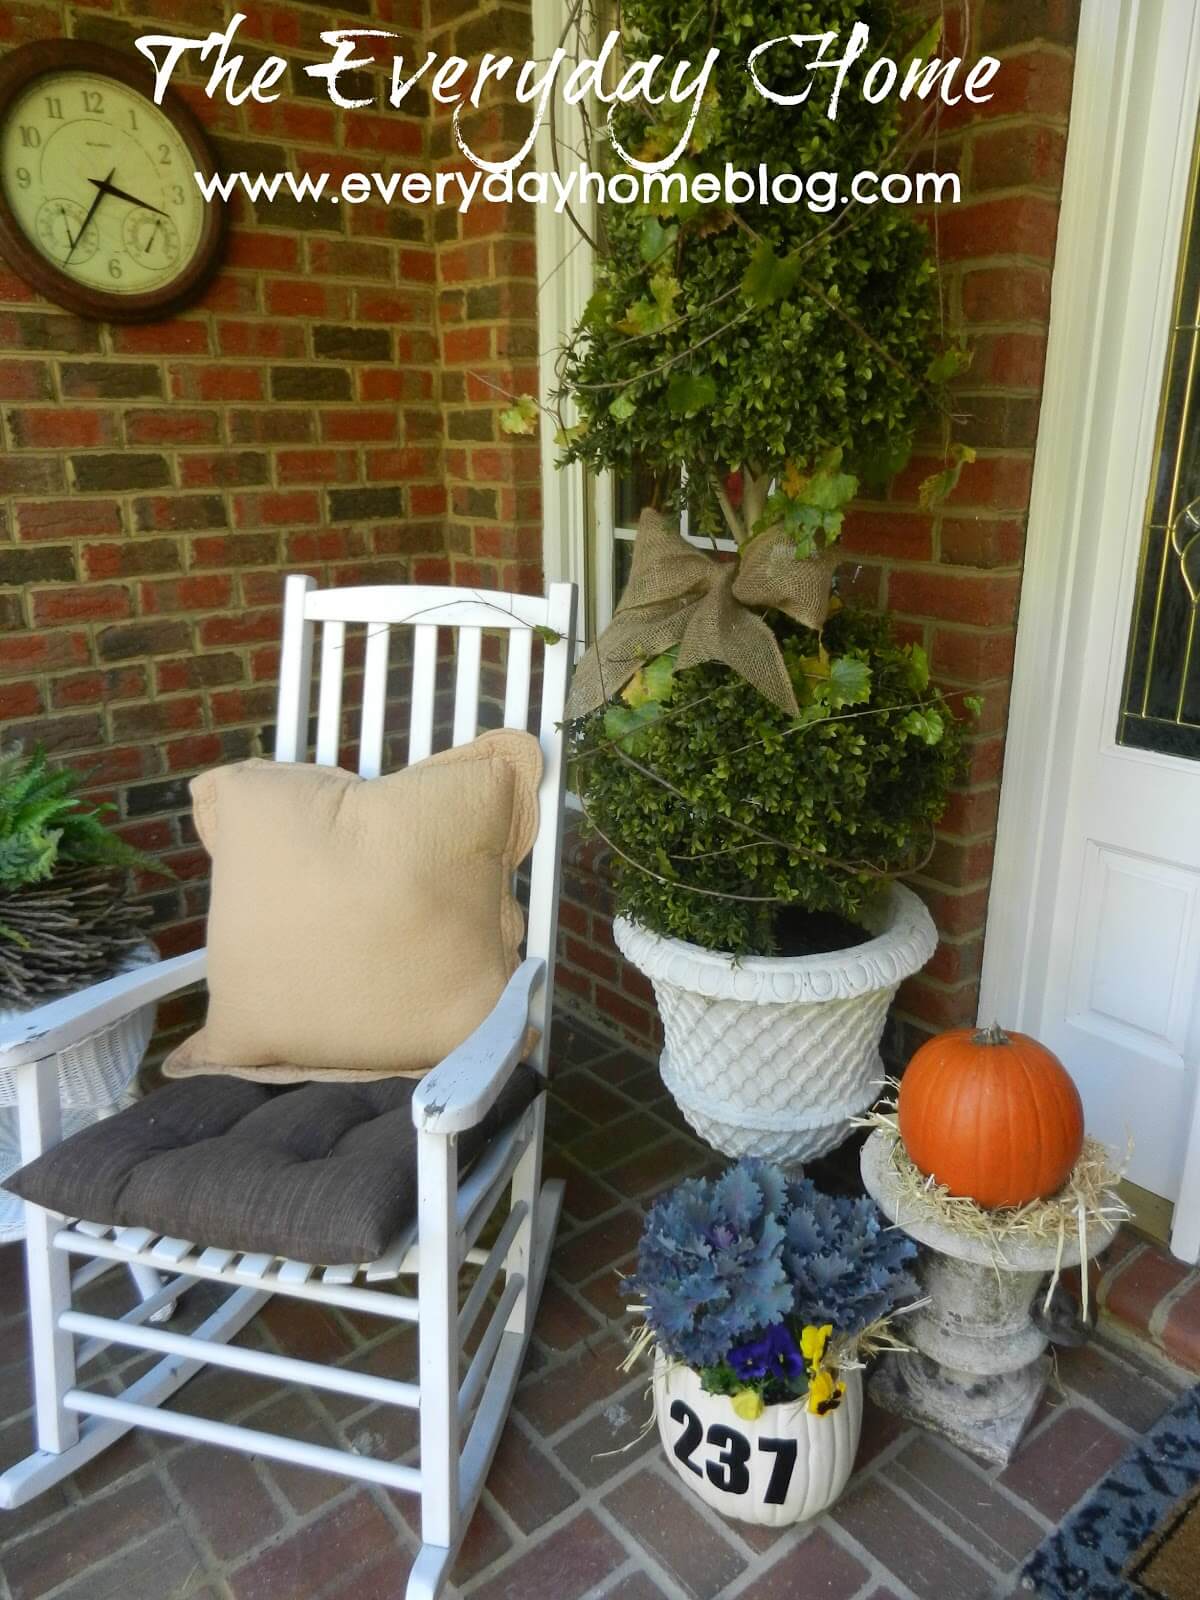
(918, 444, 977, 510)
(741, 239, 802, 309)
(640, 217, 677, 263)
(828, 655, 872, 707)
(926, 345, 973, 385)
(498, 394, 539, 437)
(902, 15, 944, 71)
(616, 271, 680, 337)
(651, 270, 680, 323)
(905, 643, 930, 692)
(856, 436, 914, 493)
(900, 708, 945, 745)
(603, 701, 662, 755)
(622, 648, 678, 709)
(667, 372, 717, 416)
(609, 392, 637, 422)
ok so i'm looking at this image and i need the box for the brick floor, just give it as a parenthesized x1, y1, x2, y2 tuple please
(0, 1014, 1194, 1600)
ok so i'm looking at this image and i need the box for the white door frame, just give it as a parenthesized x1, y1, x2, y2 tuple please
(532, 0, 597, 614)
(979, 0, 1200, 1259)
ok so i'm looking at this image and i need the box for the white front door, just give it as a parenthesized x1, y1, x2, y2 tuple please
(981, 0, 1200, 1262)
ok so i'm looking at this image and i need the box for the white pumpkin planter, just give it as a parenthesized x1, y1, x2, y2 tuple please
(614, 884, 936, 1166)
(654, 1359, 863, 1526)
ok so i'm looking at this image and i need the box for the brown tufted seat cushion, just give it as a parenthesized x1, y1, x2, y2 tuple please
(5, 1067, 542, 1265)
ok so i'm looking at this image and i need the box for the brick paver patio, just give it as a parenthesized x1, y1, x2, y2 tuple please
(0, 1014, 1192, 1600)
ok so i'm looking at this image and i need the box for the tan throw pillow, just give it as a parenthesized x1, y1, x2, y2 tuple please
(163, 729, 542, 1082)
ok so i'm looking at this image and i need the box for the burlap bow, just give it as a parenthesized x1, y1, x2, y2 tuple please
(565, 507, 837, 719)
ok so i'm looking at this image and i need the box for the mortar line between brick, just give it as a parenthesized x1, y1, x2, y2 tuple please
(852, 1469, 1013, 1586)
(588, 1459, 741, 1600)
(456, 1378, 684, 1592)
(1147, 1271, 1200, 1342)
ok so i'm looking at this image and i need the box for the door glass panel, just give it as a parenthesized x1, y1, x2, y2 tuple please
(1120, 124, 1200, 759)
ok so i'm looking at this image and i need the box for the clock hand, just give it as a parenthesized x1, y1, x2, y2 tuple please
(57, 204, 76, 253)
(64, 167, 114, 266)
(87, 175, 168, 216)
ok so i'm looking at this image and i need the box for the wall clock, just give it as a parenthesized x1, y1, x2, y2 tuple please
(0, 39, 225, 322)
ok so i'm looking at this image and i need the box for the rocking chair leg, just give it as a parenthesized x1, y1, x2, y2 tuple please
(129, 1264, 178, 1325)
(415, 1129, 460, 1580)
(17, 1062, 78, 1456)
(504, 1094, 545, 1337)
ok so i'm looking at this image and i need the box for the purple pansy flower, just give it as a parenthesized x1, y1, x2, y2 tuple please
(728, 1322, 805, 1383)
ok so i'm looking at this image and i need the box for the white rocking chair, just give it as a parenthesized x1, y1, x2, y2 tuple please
(0, 575, 578, 1600)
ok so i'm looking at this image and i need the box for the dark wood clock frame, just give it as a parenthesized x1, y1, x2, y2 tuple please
(0, 39, 226, 323)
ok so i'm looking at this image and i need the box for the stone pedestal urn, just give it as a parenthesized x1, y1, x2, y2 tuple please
(860, 1130, 1117, 1467)
(613, 885, 937, 1166)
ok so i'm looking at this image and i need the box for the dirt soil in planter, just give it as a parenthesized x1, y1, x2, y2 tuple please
(772, 906, 872, 958)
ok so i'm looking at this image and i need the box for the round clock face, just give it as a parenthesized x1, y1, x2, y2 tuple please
(0, 43, 224, 322)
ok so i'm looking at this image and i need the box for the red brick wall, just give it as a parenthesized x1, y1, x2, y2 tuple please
(548, 1, 1082, 1060)
(0, 0, 447, 966)
(425, 2, 542, 599)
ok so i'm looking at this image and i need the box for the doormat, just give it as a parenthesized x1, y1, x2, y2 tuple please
(1022, 1385, 1200, 1599)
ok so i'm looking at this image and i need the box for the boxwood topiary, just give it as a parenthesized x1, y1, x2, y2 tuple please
(571, 608, 970, 955)
(553, 0, 970, 540)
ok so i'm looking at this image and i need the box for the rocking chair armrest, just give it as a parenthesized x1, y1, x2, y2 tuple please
(412, 957, 545, 1137)
(0, 948, 208, 1070)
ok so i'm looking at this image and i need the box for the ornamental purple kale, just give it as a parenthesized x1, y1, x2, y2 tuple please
(621, 1163, 793, 1368)
(783, 1178, 918, 1336)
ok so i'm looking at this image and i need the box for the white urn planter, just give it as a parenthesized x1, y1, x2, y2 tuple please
(654, 1358, 863, 1526)
(614, 884, 937, 1165)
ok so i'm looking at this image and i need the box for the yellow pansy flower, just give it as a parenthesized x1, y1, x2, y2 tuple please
(800, 1323, 833, 1370)
(806, 1368, 847, 1416)
(732, 1388, 764, 1422)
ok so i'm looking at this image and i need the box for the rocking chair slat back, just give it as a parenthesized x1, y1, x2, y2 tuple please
(274, 575, 316, 763)
(315, 620, 345, 766)
(359, 621, 391, 778)
(502, 627, 533, 730)
(409, 624, 438, 763)
(275, 575, 578, 1075)
(451, 627, 482, 748)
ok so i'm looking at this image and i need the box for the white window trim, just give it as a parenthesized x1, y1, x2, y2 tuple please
(533, 0, 595, 626)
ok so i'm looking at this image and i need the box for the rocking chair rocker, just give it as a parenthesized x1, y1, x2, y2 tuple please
(0, 575, 578, 1599)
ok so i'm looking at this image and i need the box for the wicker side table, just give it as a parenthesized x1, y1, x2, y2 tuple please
(0, 945, 159, 1242)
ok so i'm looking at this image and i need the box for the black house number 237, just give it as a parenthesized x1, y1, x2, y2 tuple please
(670, 1399, 798, 1504)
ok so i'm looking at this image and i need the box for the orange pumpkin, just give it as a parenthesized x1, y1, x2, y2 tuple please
(897, 1024, 1085, 1209)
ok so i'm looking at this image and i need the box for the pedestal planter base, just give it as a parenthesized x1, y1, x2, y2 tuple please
(860, 1130, 1116, 1468)
(614, 885, 937, 1166)
(871, 1351, 1049, 1468)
